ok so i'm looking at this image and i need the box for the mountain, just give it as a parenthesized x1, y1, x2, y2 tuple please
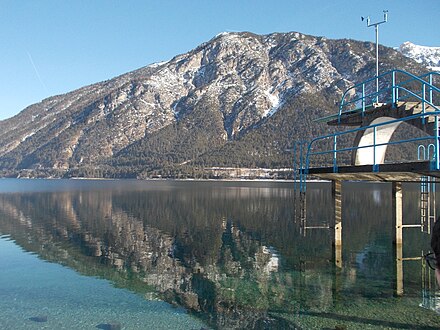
(398, 41, 440, 71)
(0, 32, 429, 179)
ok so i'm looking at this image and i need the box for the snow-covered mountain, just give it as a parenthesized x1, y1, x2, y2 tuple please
(0, 32, 428, 178)
(398, 41, 440, 71)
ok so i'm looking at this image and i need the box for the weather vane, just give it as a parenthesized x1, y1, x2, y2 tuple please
(362, 10, 388, 103)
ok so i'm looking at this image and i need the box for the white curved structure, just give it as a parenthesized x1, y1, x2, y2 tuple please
(354, 117, 401, 165)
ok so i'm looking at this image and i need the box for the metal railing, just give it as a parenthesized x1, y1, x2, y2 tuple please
(294, 69, 440, 184)
(305, 110, 440, 173)
(418, 144, 436, 162)
(338, 70, 440, 123)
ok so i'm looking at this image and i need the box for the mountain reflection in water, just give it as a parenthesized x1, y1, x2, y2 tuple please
(0, 179, 439, 329)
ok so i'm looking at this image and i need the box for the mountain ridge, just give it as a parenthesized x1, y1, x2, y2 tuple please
(398, 41, 440, 71)
(0, 31, 430, 179)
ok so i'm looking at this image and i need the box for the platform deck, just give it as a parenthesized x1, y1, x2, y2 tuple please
(307, 161, 440, 182)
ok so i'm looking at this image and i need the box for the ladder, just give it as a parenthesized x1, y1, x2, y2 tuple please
(293, 140, 331, 236)
(420, 176, 436, 233)
(417, 144, 436, 233)
(293, 141, 307, 224)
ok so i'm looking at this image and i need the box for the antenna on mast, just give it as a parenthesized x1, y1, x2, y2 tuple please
(362, 10, 388, 103)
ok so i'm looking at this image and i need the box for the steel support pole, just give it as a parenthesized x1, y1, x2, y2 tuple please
(364, 11, 387, 103)
(422, 84, 426, 125)
(392, 71, 396, 105)
(373, 126, 377, 169)
(375, 24, 379, 103)
(436, 116, 440, 170)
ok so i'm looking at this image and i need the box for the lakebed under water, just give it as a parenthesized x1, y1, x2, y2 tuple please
(0, 179, 439, 329)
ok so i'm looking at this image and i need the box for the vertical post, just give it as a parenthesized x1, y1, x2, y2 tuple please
(293, 143, 298, 191)
(300, 142, 307, 223)
(300, 190, 306, 227)
(436, 116, 440, 170)
(395, 241, 404, 296)
(332, 180, 342, 268)
(422, 84, 426, 125)
(432, 180, 436, 234)
(392, 70, 396, 105)
(375, 24, 379, 104)
(373, 127, 378, 172)
(299, 141, 305, 192)
(373, 127, 376, 165)
(362, 83, 366, 115)
(392, 182, 403, 245)
(333, 135, 338, 173)
(363, 11, 388, 104)
(392, 181, 403, 295)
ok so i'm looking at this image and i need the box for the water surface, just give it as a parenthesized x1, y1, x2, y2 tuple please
(0, 179, 439, 329)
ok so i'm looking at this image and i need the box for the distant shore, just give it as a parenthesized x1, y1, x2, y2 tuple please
(16, 176, 329, 183)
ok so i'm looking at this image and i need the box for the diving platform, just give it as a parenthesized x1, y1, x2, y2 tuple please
(298, 69, 440, 183)
(295, 69, 440, 282)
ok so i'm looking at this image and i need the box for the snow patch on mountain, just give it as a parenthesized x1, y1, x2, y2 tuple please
(215, 31, 231, 38)
(263, 90, 280, 117)
(398, 41, 440, 71)
(148, 60, 170, 68)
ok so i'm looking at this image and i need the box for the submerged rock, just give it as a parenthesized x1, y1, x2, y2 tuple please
(96, 322, 122, 330)
(29, 315, 47, 322)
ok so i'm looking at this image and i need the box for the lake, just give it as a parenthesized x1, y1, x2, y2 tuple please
(0, 179, 439, 329)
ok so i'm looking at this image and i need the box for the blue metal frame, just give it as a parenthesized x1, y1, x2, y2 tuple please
(294, 69, 439, 189)
(338, 70, 440, 124)
(304, 70, 440, 173)
(306, 110, 440, 171)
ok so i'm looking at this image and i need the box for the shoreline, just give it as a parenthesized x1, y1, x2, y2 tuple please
(5, 176, 331, 183)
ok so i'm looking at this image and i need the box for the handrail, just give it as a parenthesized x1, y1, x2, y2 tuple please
(338, 69, 440, 123)
(306, 110, 440, 172)
(392, 86, 439, 111)
(395, 71, 440, 91)
(418, 71, 440, 81)
(418, 144, 436, 161)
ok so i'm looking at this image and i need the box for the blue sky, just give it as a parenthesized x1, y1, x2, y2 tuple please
(0, 0, 439, 120)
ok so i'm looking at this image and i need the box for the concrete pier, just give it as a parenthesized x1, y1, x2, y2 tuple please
(395, 243, 404, 296)
(392, 182, 403, 245)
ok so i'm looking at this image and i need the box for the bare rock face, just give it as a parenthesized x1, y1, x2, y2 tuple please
(0, 31, 425, 176)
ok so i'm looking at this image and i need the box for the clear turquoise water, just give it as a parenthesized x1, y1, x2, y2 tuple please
(0, 236, 207, 329)
(0, 179, 439, 329)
